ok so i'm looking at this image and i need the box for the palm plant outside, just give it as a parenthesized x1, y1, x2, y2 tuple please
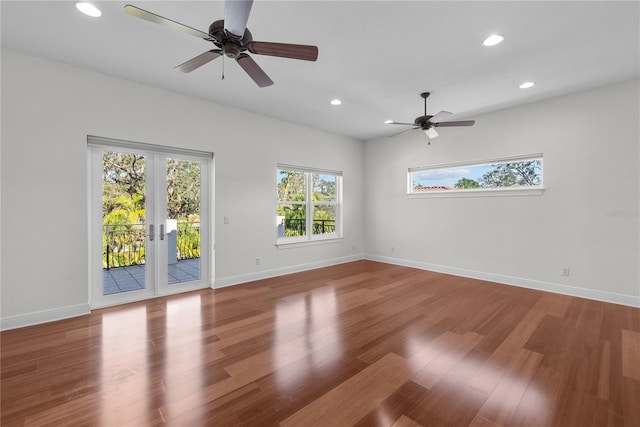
(102, 152, 201, 268)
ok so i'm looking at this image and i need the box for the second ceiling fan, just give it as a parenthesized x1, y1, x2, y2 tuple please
(124, 0, 318, 87)
(386, 92, 475, 139)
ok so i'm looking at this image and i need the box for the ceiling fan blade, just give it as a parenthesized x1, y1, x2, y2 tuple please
(429, 111, 453, 122)
(224, 0, 253, 38)
(174, 50, 223, 73)
(425, 128, 439, 139)
(236, 54, 273, 87)
(123, 5, 212, 40)
(434, 120, 476, 127)
(247, 41, 318, 61)
(385, 121, 416, 126)
(388, 127, 419, 137)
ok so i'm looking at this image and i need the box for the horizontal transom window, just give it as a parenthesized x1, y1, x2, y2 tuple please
(408, 154, 543, 195)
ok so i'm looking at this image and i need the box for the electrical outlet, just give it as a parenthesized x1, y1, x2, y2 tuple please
(224, 216, 229, 224)
(561, 267, 570, 276)
(256, 257, 261, 266)
(391, 246, 395, 253)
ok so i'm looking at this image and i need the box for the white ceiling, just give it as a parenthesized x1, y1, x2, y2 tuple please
(2, 1, 639, 141)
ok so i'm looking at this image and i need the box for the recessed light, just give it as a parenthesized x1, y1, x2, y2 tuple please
(482, 34, 504, 47)
(330, 99, 342, 106)
(519, 82, 535, 89)
(75, 2, 102, 17)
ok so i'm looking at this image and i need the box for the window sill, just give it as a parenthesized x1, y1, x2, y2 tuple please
(407, 187, 545, 198)
(276, 236, 344, 249)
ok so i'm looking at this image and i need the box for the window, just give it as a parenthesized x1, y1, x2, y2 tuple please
(277, 165, 342, 243)
(408, 154, 543, 196)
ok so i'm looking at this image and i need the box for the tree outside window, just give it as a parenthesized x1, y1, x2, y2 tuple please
(410, 156, 543, 193)
(277, 166, 341, 241)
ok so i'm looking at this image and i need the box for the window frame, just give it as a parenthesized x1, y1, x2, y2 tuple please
(407, 154, 544, 198)
(276, 164, 343, 247)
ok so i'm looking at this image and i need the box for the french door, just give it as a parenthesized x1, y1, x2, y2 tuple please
(88, 137, 212, 308)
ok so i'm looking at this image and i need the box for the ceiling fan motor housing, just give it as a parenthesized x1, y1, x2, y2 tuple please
(209, 20, 253, 58)
(414, 115, 434, 129)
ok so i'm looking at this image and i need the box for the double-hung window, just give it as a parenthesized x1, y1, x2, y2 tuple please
(276, 165, 342, 243)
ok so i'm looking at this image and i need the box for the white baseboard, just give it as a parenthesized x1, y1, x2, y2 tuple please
(365, 254, 640, 308)
(5, 254, 634, 331)
(1, 303, 91, 331)
(1, 255, 364, 330)
(214, 254, 364, 288)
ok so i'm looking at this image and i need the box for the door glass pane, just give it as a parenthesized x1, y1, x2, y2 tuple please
(101, 151, 147, 295)
(166, 158, 201, 285)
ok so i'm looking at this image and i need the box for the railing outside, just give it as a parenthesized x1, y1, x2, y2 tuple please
(103, 223, 146, 269)
(280, 218, 335, 237)
(103, 222, 200, 269)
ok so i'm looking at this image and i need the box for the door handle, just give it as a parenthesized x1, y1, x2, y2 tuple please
(160, 224, 165, 240)
(149, 224, 154, 241)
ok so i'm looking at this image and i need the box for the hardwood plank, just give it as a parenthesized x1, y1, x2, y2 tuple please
(467, 294, 568, 396)
(162, 382, 262, 426)
(1, 261, 639, 426)
(622, 329, 640, 381)
(411, 331, 484, 390)
(353, 381, 429, 427)
(280, 353, 412, 426)
(404, 382, 488, 427)
(506, 365, 563, 427)
(468, 416, 501, 427)
(391, 414, 425, 427)
(475, 348, 544, 426)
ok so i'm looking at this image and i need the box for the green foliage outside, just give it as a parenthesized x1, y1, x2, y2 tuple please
(277, 169, 337, 237)
(103, 225, 146, 268)
(277, 169, 306, 237)
(479, 160, 542, 188)
(176, 221, 201, 259)
(166, 160, 201, 219)
(455, 177, 482, 189)
(450, 160, 542, 191)
(102, 152, 201, 268)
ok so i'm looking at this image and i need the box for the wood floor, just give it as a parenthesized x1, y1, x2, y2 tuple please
(2, 260, 639, 426)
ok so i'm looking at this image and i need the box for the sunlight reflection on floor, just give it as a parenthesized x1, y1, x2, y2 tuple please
(274, 287, 342, 392)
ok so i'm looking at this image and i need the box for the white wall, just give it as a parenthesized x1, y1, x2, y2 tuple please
(0, 49, 364, 324)
(364, 80, 639, 306)
(2, 48, 638, 329)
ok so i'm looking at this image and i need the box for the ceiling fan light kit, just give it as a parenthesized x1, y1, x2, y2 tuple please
(424, 127, 439, 139)
(123, 1, 318, 88)
(386, 92, 476, 141)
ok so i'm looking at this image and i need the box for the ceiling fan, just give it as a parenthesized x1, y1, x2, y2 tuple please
(123, 1, 318, 88)
(386, 92, 475, 139)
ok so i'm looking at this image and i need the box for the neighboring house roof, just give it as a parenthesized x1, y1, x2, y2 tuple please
(413, 185, 455, 191)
